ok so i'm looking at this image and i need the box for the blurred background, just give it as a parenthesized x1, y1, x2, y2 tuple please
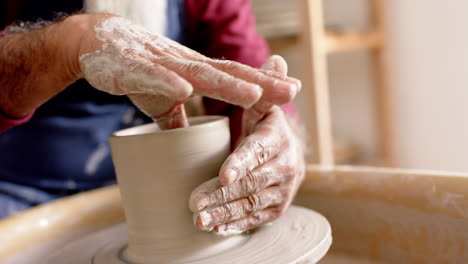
(252, 0, 468, 172)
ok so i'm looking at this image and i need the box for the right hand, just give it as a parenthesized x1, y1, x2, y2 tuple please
(66, 14, 301, 129)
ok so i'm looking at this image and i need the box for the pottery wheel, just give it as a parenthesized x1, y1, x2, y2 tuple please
(43, 206, 331, 264)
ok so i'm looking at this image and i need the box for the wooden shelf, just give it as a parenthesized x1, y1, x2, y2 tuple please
(265, 30, 382, 54)
(252, 0, 382, 54)
(252, 0, 300, 40)
(255, 0, 394, 167)
(325, 30, 382, 53)
(267, 35, 299, 50)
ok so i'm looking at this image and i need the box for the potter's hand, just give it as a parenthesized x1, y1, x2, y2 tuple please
(189, 54, 304, 234)
(190, 105, 305, 234)
(74, 14, 300, 129)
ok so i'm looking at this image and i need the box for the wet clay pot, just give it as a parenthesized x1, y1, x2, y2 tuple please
(109, 116, 243, 263)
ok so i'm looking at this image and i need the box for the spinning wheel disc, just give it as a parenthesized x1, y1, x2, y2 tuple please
(44, 206, 331, 264)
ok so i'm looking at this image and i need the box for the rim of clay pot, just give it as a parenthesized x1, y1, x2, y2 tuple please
(111, 115, 227, 138)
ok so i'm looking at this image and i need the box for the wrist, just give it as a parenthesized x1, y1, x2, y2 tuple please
(55, 15, 93, 81)
(59, 14, 118, 79)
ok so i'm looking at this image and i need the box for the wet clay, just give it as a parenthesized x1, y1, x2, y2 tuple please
(110, 116, 241, 263)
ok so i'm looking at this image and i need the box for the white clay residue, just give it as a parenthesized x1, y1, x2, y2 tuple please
(79, 17, 192, 100)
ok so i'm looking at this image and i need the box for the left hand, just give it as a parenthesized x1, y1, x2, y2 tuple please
(74, 15, 300, 130)
(189, 105, 305, 234)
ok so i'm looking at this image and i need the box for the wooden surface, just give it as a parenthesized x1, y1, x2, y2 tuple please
(300, 0, 335, 165)
(325, 30, 382, 53)
(369, 0, 395, 166)
(3, 165, 468, 263)
(0, 186, 124, 263)
(252, 0, 300, 39)
(297, 165, 468, 263)
(256, 0, 395, 166)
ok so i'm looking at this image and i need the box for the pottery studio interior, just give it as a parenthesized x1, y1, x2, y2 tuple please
(0, 0, 467, 263)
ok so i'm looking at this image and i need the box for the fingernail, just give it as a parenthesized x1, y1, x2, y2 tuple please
(198, 211, 212, 228)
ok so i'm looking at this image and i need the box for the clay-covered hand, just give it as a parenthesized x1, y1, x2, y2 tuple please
(72, 14, 300, 129)
(190, 105, 305, 234)
(189, 54, 304, 234)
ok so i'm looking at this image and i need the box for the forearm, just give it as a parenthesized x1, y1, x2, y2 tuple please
(0, 19, 81, 118)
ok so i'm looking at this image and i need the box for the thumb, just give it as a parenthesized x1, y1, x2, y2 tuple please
(240, 55, 289, 138)
(254, 55, 289, 113)
(129, 94, 189, 129)
(154, 104, 189, 130)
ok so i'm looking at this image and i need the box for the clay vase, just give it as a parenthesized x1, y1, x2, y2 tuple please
(109, 116, 245, 263)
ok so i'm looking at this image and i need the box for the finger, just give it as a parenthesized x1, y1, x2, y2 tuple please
(207, 59, 300, 105)
(219, 109, 284, 185)
(160, 58, 263, 108)
(253, 55, 290, 110)
(149, 42, 298, 94)
(128, 95, 189, 129)
(214, 207, 281, 234)
(146, 36, 206, 61)
(194, 187, 284, 231)
(85, 52, 193, 100)
(153, 104, 189, 129)
(212, 55, 297, 88)
(219, 134, 281, 185)
(190, 160, 291, 212)
(242, 56, 290, 138)
(132, 63, 192, 101)
(241, 106, 271, 138)
(189, 177, 220, 212)
(255, 55, 290, 113)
